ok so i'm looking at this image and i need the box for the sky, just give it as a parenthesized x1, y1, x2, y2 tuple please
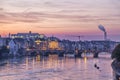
(0, 0, 120, 41)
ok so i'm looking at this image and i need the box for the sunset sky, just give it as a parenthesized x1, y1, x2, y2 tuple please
(0, 0, 120, 41)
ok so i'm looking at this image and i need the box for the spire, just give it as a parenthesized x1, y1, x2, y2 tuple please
(8, 33, 11, 38)
(29, 31, 32, 34)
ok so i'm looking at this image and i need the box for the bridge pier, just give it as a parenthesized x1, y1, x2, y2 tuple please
(74, 50, 83, 58)
(77, 51, 83, 58)
(30, 51, 39, 56)
(39, 51, 49, 57)
(93, 52, 99, 58)
(75, 53, 82, 58)
(58, 51, 64, 57)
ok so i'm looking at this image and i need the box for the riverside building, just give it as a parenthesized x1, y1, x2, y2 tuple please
(10, 31, 46, 39)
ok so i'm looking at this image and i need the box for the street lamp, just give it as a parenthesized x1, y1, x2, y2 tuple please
(35, 40, 41, 49)
(35, 40, 41, 45)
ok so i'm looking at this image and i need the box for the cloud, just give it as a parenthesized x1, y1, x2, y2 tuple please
(0, 12, 14, 24)
(0, 20, 13, 24)
(35, 26, 66, 29)
(60, 9, 87, 13)
(0, 8, 4, 11)
(0, 11, 45, 24)
(43, 1, 64, 7)
(44, 1, 53, 5)
(0, 10, 120, 24)
(110, 14, 120, 17)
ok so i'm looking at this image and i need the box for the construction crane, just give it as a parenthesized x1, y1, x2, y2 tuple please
(73, 35, 84, 41)
(66, 35, 84, 41)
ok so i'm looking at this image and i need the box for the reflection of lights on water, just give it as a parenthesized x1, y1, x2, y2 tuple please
(36, 55, 40, 61)
(61, 59, 64, 69)
(83, 57, 88, 70)
(49, 55, 55, 68)
(6, 60, 9, 71)
(42, 58, 45, 68)
(48, 55, 59, 68)
(32, 58, 35, 69)
(84, 57, 87, 64)
(54, 59, 58, 69)
(48, 57, 52, 68)
(77, 58, 81, 65)
(26, 57, 28, 70)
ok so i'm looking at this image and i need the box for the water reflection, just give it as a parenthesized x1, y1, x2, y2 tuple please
(0, 54, 113, 80)
(84, 56, 87, 64)
(25, 57, 28, 70)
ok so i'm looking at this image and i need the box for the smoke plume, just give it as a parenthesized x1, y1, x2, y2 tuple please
(98, 24, 106, 32)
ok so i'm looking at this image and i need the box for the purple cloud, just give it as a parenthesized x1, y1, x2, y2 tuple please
(0, 10, 120, 24)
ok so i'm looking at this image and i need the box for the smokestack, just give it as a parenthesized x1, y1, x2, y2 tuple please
(98, 24, 107, 40)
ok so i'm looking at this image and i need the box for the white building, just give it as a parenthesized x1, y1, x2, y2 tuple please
(8, 39, 18, 55)
(10, 31, 46, 39)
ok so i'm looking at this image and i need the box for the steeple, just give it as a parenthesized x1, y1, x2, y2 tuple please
(29, 31, 32, 34)
(8, 33, 11, 38)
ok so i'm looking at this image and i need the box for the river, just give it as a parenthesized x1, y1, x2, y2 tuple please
(0, 54, 113, 80)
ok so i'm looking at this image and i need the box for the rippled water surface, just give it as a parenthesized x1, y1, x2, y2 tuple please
(0, 54, 113, 80)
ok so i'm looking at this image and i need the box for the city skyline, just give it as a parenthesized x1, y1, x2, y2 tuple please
(0, 0, 120, 41)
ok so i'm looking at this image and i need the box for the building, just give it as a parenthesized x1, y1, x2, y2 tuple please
(0, 38, 6, 47)
(47, 36, 62, 50)
(8, 39, 18, 55)
(48, 41, 59, 50)
(0, 38, 11, 48)
(10, 31, 46, 39)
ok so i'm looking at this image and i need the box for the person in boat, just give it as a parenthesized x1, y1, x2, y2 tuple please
(94, 63, 100, 69)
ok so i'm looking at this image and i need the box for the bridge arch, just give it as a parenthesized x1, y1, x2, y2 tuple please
(93, 51, 111, 58)
(30, 51, 39, 56)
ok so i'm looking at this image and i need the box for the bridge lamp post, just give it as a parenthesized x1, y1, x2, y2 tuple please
(7, 45, 10, 49)
(26, 48, 30, 51)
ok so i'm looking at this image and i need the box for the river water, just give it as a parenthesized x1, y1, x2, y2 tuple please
(0, 54, 113, 80)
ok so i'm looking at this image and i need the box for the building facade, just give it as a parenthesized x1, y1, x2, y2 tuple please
(10, 31, 46, 39)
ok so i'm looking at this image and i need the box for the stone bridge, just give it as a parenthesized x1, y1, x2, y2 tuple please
(26, 49, 112, 58)
(26, 49, 65, 57)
